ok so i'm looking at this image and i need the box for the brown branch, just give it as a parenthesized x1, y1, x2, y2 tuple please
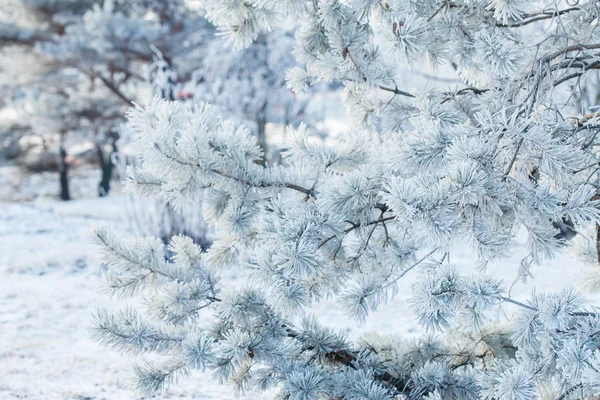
(94, 72, 134, 106)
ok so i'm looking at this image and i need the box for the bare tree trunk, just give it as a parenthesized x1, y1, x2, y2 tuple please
(58, 139, 70, 201)
(96, 131, 119, 197)
(256, 101, 268, 165)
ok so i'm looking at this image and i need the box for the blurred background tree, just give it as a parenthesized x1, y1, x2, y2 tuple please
(0, 0, 212, 199)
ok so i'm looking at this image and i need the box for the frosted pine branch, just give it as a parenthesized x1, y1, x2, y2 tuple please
(90, 1, 600, 399)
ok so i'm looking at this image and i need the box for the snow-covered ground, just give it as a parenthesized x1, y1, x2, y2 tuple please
(0, 196, 268, 400)
(1, 169, 599, 399)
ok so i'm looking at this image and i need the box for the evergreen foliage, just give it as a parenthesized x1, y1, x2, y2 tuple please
(93, 1, 600, 399)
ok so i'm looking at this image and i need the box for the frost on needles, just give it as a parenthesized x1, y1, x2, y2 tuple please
(93, 1, 600, 399)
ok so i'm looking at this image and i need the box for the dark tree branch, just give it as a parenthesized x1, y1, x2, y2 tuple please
(377, 85, 416, 98)
(319, 216, 396, 249)
(94, 72, 134, 105)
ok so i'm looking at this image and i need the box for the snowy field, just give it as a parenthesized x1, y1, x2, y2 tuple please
(1, 168, 599, 399)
